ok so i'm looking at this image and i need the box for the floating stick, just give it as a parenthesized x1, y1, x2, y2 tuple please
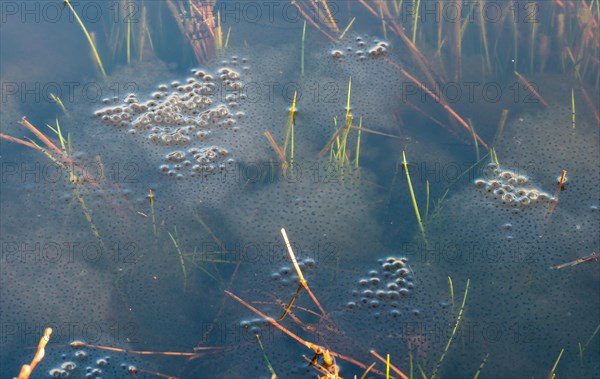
(225, 290, 378, 373)
(69, 340, 217, 356)
(551, 252, 600, 270)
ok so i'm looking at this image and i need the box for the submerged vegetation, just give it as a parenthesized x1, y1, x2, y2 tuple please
(3, 0, 599, 378)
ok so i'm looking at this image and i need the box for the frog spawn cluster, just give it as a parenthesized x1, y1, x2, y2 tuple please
(93, 63, 246, 177)
(348, 256, 417, 319)
(44, 348, 135, 378)
(331, 36, 389, 61)
(474, 163, 555, 207)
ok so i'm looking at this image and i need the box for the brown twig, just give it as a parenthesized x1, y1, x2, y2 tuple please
(386, 59, 489, 149)
(225, 290, 384, 375)
(514, 71, 549, 107)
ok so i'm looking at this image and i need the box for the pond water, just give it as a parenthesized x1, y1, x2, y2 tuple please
(1, 1, 598, 378)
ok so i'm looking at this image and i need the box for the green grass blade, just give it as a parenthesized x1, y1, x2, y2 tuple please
(167, 228, 188, 292)
(431, 279, 470, 379)
(301, 20, 306, 76)
(403, 151, 426, 242)
(64, 0, 107, 78)
(339, 17, 356, 40)
(256, 335, 277, 379)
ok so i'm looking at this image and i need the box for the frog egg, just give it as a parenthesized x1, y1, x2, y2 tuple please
(526, 190, 539, 201)
(474, 179, 486, 188)
(331, 50, 344, 59)
(502, 192, 516, 204)
(398, 268, 410, 277)
(515, 189, 527, 197)
(493, 188, 506, 198)
(500, 171, 515, 180)
(519, 197, 531, 207)
(538, 192, 550, 201)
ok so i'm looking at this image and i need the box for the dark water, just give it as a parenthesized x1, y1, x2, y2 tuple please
(1, 1, 599, 378)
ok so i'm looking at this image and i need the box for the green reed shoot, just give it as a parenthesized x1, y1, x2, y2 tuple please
(578, 323, 600, 365)
(447, 275, 454, 310)
(386, 353, 391, 379)
(301, 20, 306, 76)
(256, 335, 278, 379)
(64, 0, 107, 78)
(472, 354, 489, 379)
(468, 119, 480, 161)
(167, 228, 188, 293)
(126, 0, 132, 64)
(380, 4, 388, 40)
(282, 90, 297, 170)
(403, 151, 426, 242)
(478, 0, 492, 74)
(354, 117, 362, 169)
(49, 93, 69, 117)
(424, 180, 430, 222)
(411, 0, 421, 45)
(148, 189, 158, 238)
(511, 0, 518, 71)
(431, 278, 470, 379)
(339, 17, 356, 40)
(548, 348, 564, 379)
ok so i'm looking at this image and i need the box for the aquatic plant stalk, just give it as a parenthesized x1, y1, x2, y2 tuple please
(493, 109, 509, 147)
(403, 151, 426, 242)
(387, 59, 489, 149)
(359, 362, 377, 379)
(17, 328, 52, 379)
(468, 119, 480, 161)
(225, 290, 379, 374)
(571, 88, 576, 128)
(167, 228, 188, 292)
(291, 0, 335, 42)
(578, 323, 600, 364)
(411, 0, 421, 45)
(478, 0, 492, 74)
(369, 350, 409, 379)
(472, 354, 489, 379)
(70, 340, 216, 356)
(431, 279, 470, 379)
(280, 228, 327, 317)
(256, 335, 278, 379)
(514, 71, 548, 107)
(547, 348, 565, 379)
(301, 20, 306, 76)
(64, 0, 107, 78)
(339, 17, 356, 40)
